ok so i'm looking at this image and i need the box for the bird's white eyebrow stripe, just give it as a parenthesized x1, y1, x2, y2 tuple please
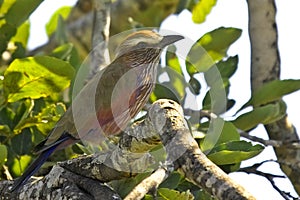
(125, 37, 162, 46)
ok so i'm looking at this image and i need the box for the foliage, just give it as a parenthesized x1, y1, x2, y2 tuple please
(0, 0, 43, 54)
(1, 0, 300, 199)
(45, 6, 72, 37)
(0, 1, 78, 178)
(4, 56, 74, 103)
(192, 0, 217, 24)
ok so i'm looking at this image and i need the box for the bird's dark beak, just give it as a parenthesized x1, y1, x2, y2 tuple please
(159, 35, 184, 48)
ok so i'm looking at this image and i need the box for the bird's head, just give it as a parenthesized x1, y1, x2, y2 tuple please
(115, 30, 184, 59)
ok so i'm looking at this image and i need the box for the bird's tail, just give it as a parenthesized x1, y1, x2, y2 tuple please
(10, 145, 56, 192)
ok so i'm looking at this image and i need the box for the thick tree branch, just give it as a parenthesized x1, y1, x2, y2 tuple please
(5, 165, 122, 200)
(247, 0, 300, 194)
(247, 0, 280, 90)
(1, 99, 255, 199)
(148, 100, 256, 200)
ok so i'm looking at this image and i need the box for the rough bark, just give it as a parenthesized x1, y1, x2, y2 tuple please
(247, 0, 300, 194)
(1, 100, 255, 200)
(148, 100, 256, 200)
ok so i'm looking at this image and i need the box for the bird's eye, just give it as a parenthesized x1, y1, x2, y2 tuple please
(137, 42, 147, 49)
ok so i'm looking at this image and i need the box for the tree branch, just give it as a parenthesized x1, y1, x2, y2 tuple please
(240, 131, 300, 149)
(238, 160, 297, 200)
(247, 0, 300, 194)
(148, 100, 256, 200)
(86, 0, 111, 83)
(124, 163, 172, 200)
(2, 99, 255, 199)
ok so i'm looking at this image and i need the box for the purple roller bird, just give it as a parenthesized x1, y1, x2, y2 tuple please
(11, 30, 184, 191)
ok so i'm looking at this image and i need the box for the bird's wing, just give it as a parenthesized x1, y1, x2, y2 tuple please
(33, 60, 125, 152)
(34, 57, 147, 152)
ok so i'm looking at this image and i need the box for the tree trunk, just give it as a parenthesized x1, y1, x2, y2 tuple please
(247, 0, 300, 194)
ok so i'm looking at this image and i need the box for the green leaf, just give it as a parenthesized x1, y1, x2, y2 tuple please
(233, 101, 287, 131)
(50, 43, 74, 60)
(150, 84, 180, 103)
(177, 179, 215, 200)
(189, 76, 201, 95)
(155, 46, 187, 103)
(11, 129, 33, 155)
(176, 179, 200, 193)
(226, 99, 236, 111)
(160, 172, 182, 189)
(202, 66, 228, 114)
(11, 20, 30, 48)
(10, 103, 64, 136)
(4, 56, 75, 102)
(12, 99, 34, 133)
(158, 188, 193, 200)
(0, 0, 42, 54)
(50, 43, 81, 71)
(0, 125, 11, 136)
(11, 42, 26, 59)
(0, 106, 15, 129)
(110, 173, 151, 198)
(46, 6, 72, 37)
(200, 27, 241, 61)
(3, 0, 42, 27)
(201, 118, 240, 152)
(12, 154, 31, 176)
(54, 15, 68, 44)
(35, 103, 66, 135)
(175, 0, 193, 14)
(165, 68, 186, 102)
(166, 45, 183, 75)
(219, 163, 241, 173)
(202, 90, 212, 110)
(151, 56, 187, 104)
(216, 55, 238, 78)
(186, 27, 241, 74)
(0, 144, 8, 165)
(186, 44, 215, 74)
(244, 79, 300, 107)
(0, 0, 16, 16)
(192, 0, 217, 24)
(0, 23, 16, 53)
(207, 141, 264, 165)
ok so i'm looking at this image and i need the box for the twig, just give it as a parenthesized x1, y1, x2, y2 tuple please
(238, 160, 299, 200)
(3, 165, 13, 181)
(86, 0, 111, 83)
(240, 131, 300, 149)
(184, 108, 218, 120)
(124, 162, 173, 200)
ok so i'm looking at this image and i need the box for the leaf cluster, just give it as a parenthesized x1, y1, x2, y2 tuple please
(0, 1, 78, 178)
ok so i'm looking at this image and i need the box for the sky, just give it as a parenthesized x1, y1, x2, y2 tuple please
(28, 0, 300, 199)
